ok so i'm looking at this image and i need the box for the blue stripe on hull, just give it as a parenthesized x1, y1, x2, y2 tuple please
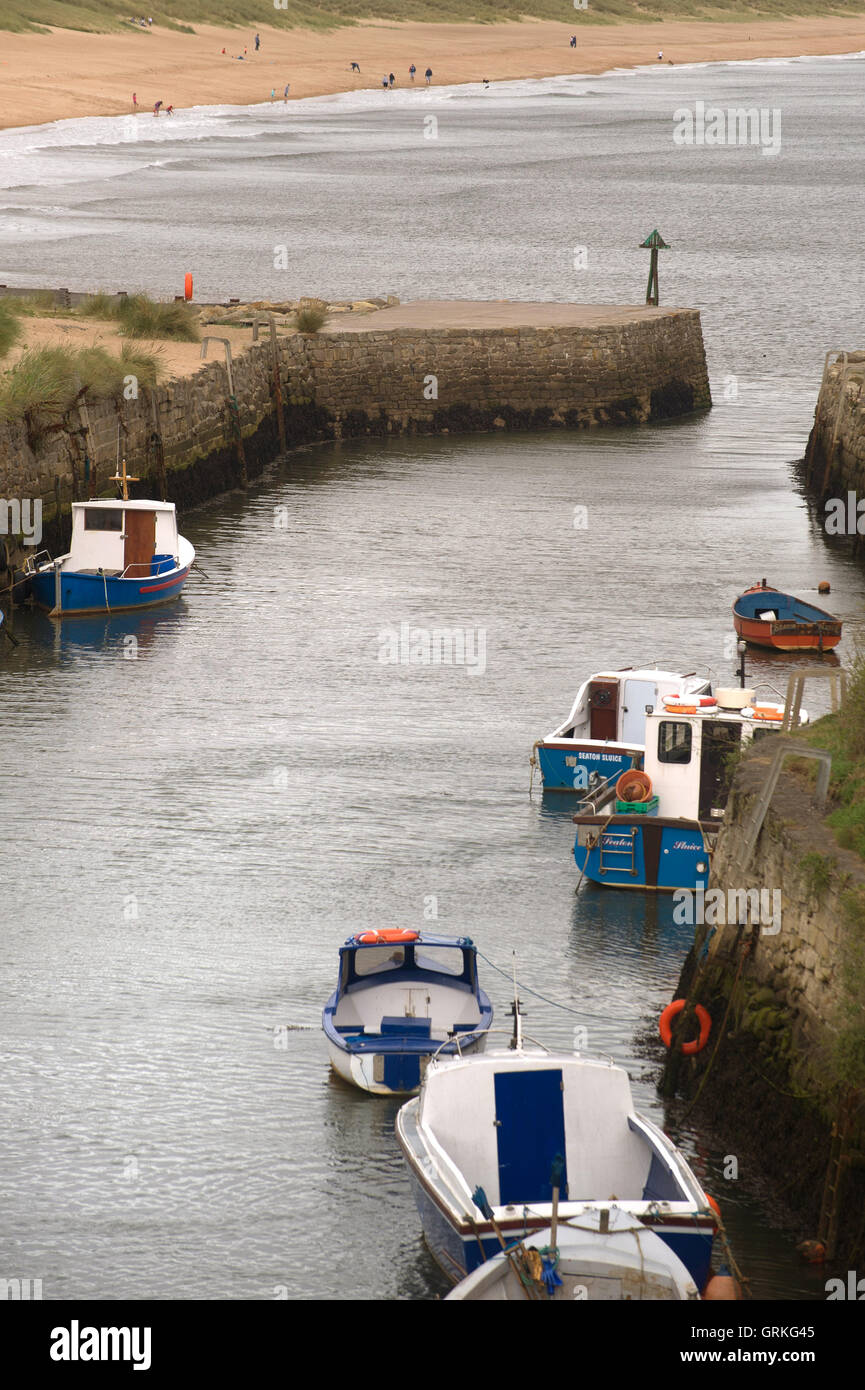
(659, 1230, 714, 1292)
(538, 746, 637, 792)
(575, 823, 709, 892)
(30, 568, 189, 615)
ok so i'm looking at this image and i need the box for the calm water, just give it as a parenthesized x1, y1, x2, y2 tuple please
(2, 55, 864, 1301)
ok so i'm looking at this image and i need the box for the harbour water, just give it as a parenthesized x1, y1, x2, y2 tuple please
(2, 54, 864, 1300)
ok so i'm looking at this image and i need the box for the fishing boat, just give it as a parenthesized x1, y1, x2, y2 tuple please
(25, 499, 194, 616)
(24, 459, 193, 617)
(396, 1005, 717, 1290)
(322, 930, 493, 1096)
(532, 668, 712, 792)
(733, 581, 842, 652)
(572, 686, 808, 892)
(444, 1211, 700, 1300)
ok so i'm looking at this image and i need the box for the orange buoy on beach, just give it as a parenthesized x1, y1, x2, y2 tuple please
(659, 998, 711, 1055)
(184, 273, 193, 302)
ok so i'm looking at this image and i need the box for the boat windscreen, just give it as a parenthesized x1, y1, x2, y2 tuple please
(353, 945, 406, 977)
(413, 946, 466, 977)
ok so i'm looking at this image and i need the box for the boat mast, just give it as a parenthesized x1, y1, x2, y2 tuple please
(111, 423, 139, 501)
(508, 953, 523, 1051)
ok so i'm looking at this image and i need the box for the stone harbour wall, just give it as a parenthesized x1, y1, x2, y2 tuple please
(803, 348, 865, 499)
(0, 303, 711, 548)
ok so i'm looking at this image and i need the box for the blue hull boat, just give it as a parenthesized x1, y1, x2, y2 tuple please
(573, 688, 808, 891)
(323, 931, 492, 1096)
(26, 498, 194, 616)
(397, 1026, 717, 1291)
(533, 668, 712, 793)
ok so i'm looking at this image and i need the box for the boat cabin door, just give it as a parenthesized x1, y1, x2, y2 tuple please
(494, 1069, 568, 1205)
(588, 681, 619, 740)
(698, 721, 742, 819)
(124, 510, 156, 577)
(621, 679, 656, 745)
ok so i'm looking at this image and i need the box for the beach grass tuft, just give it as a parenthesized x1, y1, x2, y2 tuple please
(0, 301, 22, 360)
(294, 299, 328, 333)
(0, 342, 165, 433)
(78, 291, 199, 342)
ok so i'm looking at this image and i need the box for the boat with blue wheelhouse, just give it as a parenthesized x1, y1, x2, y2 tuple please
(572, 686, 808, 892)
(323, 930, 493, 1096)
(25, 493, 194, 617)
(532, 668, 712, 793)
(396, 1005, 717, 1292)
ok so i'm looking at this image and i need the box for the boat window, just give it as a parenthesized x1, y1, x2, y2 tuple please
(413, 947, 466, 977)
(353, 945, 405, 976)
(658, 721, 692, 764)
(83, 508, 123, 531)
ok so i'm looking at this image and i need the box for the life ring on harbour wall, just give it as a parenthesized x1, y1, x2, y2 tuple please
(184, 273, 193, 302)
(659, 999, 712, 1055)
(355, 929, 419, 945)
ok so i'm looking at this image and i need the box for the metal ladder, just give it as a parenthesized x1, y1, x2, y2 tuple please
(599, 827, 638, 876)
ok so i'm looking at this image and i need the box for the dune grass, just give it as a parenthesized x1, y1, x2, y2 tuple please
(78, 291, 199, 341)
(0, 342, 164, 435)
(294, 299, 328, 333)
(0, 301, 22, 359)
(1, 0, 865, 34)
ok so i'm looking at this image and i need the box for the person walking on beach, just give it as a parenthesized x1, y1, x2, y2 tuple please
(255, 33, 260, 52)
(425, 67, 432, 85)
(388, 72, 395, 88)
(409, 64, 416, 81)
(570, 35, 577, 48)
(350, 61, 360, 73)
(153, 100, 162, 116)
(381, 74, 389, 89)
(658, 50, 663, 61)
(165, 104, 173, 116)
(132, 92, 137, 110)
(284, 84, 290, 100)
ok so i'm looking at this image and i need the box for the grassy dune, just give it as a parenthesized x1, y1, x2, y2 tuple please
(2, 0, 865, 36)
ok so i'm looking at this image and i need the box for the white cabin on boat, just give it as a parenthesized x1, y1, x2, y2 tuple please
(547, 669, 711, 747)
(62, 500, 182, 576)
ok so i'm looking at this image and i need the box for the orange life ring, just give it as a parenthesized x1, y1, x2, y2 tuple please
(705, 1194, 721, 1220)
(751, 705, 784, 721)
(184, 272, 193, 302)
(355, 928, 419, 945)
(664, 704, 697, 714)
(659, 999, 712, 1055)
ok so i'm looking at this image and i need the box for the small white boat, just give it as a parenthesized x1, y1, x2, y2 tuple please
(322, 930, 493, 1096)
(533, 667, 712, 792)
(396, 1005, 717, 1289)
(445, 1209, 700, 1300)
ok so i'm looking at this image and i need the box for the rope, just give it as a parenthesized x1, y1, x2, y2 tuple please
(682, 936, 752, 1119)
(474, 948, 616, 1025)
(529, 742, 540, 797)
(100, 568, 110, 613)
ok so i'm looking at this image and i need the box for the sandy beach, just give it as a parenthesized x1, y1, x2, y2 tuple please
(1, 16, 864, 131)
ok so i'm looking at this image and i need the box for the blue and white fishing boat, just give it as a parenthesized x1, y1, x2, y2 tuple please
(532, 668, 712, 793)
(396, 1007, 716, 1290)
(25, 472, 193, 617)
(323, 930, 493, 1096)
(572, 687, 808, 892)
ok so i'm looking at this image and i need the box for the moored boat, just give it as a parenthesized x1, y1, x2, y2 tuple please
(25, 494, 193, 617)
(322, 930, 492, 1096)
(396, 1009, 717, 1289)
(533, 668, 712, 793)
(572, 687, 808, 892)
(733, 581, 841, 652)
(444, 1210, 700, 1300)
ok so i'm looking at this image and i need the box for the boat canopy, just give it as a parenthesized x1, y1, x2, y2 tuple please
(338, 933, 478, 991)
